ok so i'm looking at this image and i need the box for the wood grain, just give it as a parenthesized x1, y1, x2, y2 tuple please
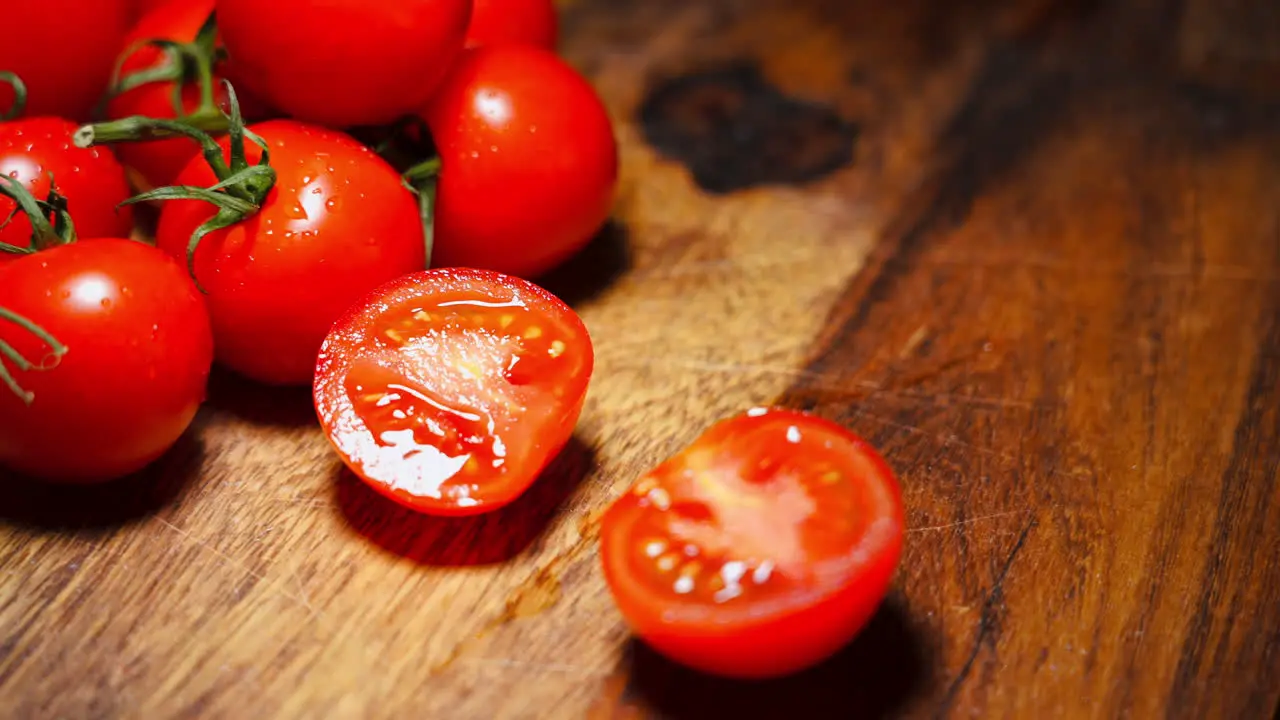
(3, 0, 1279, 718)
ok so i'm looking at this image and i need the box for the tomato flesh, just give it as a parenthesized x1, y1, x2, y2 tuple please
(600, 408, 904, 678)
(314, 269, 593, 516)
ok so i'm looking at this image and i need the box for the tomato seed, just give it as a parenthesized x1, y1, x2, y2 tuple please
(673, 576, 694, 594)
(633, 477, 658, 496)
(549, 340, 565, 357)
(523, 326, 543, 339)
(499, 314, 515, 328)
(644, 540, 667, 558)
(657, 554, 679, 572)
(752, 560, 774, 584)
(647, 487, 671, 511)
(413, 311, 432, 322)
(385, 329, 405, 344)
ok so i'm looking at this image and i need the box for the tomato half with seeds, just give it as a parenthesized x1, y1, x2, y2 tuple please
(314, 268, 593, 516)
(600, 408, 905, 679)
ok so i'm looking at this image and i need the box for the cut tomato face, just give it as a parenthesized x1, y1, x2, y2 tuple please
(599, 408, 904, 678)
(314, 269, 593, 516)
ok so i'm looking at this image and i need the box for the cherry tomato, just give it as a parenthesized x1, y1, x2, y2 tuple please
(106, 0, 270, 192)
(153, 120, 425, 386)
(600, 408, 905, 679)
(0, 118, 134, 255)
(130, 0, 178, 18)
(466, 0, 558, 50)
(314, 268, 593, 516)
(422, 46, 617, 279)
(0, 0, 131, 121)
(0, 239, 213, 483)
(215, 0, 472, 128)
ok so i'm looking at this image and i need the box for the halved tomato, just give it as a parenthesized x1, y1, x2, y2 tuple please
(314, 268, 593, 516)
(600, 407, 905, 678)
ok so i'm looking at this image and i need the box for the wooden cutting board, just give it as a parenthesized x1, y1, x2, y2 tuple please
(3, 0, 1279, 717)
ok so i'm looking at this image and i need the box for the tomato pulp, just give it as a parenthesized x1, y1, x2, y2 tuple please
(314, 269, 593, 516)
(600, 408, 905, 678)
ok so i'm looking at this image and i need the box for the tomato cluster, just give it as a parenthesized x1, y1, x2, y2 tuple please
(0, 0, 904, 681)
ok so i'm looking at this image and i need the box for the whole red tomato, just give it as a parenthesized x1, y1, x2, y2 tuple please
(0, 118, 134, 255)
(466, 0, 558, 50)
(106, 0, 268, 192)
(314, 268, 593, 516)
(215, 0, 472, 128)
(600, 408, 905, 679)
(130, 0, 177, 18)
(422, 45, 617, 278)
(153, 120, 426, 386)
(0, 0, 131, 121)
(0, 238, 213, 482)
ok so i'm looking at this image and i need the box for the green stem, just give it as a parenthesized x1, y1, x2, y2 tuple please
(401, 156, 441, 268)
(0, 71, 27, 121)
(192, 11, 221, 115)
(82, 81, 274, 291)
(0, 175, 74, 250)
(0, 307, 68, 405)
(75, 116, 238, 192)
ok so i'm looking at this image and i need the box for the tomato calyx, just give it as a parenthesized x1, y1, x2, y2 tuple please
(0, 176, 73, 403)
(0, 72, 27, 122)
(100, 9, 230, 134)
(0, 175, 77, 254)
(76, 82, 274, 289)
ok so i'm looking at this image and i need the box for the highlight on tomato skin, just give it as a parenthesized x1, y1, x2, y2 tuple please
(599, 407, 905, 679)
(313, 268, 594, 517)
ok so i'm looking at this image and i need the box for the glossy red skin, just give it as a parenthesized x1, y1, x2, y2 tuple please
(314, 268, 593, 516)
(466, 0, 558, 50)
(130, 0, 178, 17)
(154, 120, 425, 386)
(107, 0, 271, 192)
(0, 239, 213, 483)
(600, 408, 905, 679)
(0, 1, 130, 121)
(0, 118, 134, 256)
(423, 46, 617, 279)
(215, 0, 472, 128)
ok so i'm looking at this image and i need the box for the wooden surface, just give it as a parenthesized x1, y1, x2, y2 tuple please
(4, 0, 1280, 717)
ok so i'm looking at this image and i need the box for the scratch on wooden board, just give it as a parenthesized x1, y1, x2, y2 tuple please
(908, 509, 1031, 534)
(155, 518, 321, 617)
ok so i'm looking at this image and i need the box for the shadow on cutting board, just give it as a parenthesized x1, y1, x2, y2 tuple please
(334, 434, 596, 566)
(535, 219, 633, 309)
(0, 426, 205, 532)
(613, 596, 931, 720)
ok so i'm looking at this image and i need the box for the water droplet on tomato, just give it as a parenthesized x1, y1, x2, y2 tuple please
(284, 204, 308, 220)
(326, 196, 342, 212)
